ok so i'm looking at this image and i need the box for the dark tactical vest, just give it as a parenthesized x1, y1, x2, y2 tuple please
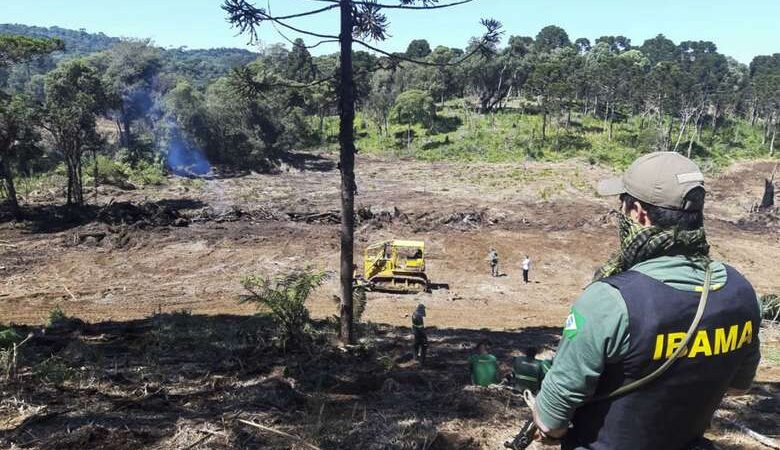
(563, 266, 761, 450)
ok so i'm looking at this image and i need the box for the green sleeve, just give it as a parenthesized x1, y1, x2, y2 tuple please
(535, 282, 631, 430)
(729, 295, 762, 390)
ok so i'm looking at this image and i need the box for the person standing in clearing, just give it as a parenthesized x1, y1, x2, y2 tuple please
(531, 152, 761, 450)
(522, 255, 531, 283)
(488, 248, 499, 277)
(411, 304, 428, 365)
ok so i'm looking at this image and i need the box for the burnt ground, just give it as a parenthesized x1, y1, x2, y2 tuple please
(0, 153, 778, 449)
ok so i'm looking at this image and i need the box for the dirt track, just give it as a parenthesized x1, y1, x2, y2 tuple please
(0, 153, 779, 449)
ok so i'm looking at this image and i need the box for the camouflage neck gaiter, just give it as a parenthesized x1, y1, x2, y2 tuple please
(594, 212, 711, 280)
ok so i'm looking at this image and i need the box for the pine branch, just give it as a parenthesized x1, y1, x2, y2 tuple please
(222, 0, 339, 43)
(311, 0, 474, 10)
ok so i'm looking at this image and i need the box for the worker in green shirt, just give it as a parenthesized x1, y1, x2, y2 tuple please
(511, 347, 552, 394)
(531, 152, 762, 450)
(469, 340, 499, 386)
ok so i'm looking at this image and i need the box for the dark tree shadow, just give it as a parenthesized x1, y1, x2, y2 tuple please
(0, 314, 563, 450)
(430, 116, 463, 135)
(4, 313, 771, 450)
(421, 139, 449, 151)
(557, 133, 592, 151)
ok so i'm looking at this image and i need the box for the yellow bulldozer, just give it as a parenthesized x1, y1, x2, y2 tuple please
(356, 240, 429, 293)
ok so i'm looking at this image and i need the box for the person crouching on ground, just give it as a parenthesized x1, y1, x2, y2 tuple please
(469, 340, 499, 386)
(531, 152, 761, 450)
(511, 347, 552, 394)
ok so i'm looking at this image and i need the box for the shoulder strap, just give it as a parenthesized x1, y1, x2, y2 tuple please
(595, 265, 713, 401)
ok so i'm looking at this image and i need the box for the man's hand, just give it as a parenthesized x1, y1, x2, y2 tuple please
(532, 428, 562, 446)
(532, 403, 568, 442)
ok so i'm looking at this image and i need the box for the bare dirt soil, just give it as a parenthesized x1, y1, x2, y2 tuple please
(0, 153, 778, 449)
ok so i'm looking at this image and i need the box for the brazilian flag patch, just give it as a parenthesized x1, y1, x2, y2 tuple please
(563, 308, 585, 339)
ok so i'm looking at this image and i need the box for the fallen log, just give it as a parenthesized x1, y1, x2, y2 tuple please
(286, 211, 340, 223)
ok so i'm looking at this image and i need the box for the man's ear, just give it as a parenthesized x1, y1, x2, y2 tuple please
(634, 202, 652, 227)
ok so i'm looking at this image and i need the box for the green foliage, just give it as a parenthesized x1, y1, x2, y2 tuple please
(391, 89, 436, 128)
(34, 355, 77, 385)
(240, 270, 328, 348)
(406, 39, 432, 59)
(88, 154, 166, 187)
(535, 25, 571, 51)
(43, 58, 107, 205)
(47, 305, 67, 327)
(357, 107, 772, 169)
(161, 47, 258, 85)
(0, 24, 117, 56)
(0, 34, 64, 67)
(0, 326, 21, 350)
(2, 21, 780, 201)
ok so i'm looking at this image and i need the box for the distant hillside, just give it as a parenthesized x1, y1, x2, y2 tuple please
(160, 47, 259, 85)
(0, 23, 259, 84)
(0, 23, 121, 55)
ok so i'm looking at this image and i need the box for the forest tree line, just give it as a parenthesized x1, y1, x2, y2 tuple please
(1, 23, 780, 216)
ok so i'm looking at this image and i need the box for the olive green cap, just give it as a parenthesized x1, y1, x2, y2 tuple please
(597, 152, 705, 210)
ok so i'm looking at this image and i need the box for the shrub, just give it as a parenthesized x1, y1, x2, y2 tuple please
(391, 89, 436, 129)
(240, 270, 328, 348)
(48, 305, 67, 326)
(87, 154, 167, 188)
(0, 326, 21, 349)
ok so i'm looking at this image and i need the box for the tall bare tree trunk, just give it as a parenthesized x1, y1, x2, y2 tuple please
(762, 115, 770, 146)
(93, 148, 99, 201)
(0, 156, 21, 219)
(65, 147, 73, 206)
(711, 101, 720, 130)
(771, 127, 777, 157)
(338, 0, 356, 345)
(750, 103, 757, 127)
(541, 105, 547, 142)
(688, 112, 703, 158)
(674, 115, 689, 153)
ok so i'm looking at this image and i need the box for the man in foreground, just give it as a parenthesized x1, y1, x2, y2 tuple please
(532, 152, 762, 450)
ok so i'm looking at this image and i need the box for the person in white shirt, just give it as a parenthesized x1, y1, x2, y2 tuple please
(522, 255, 531, 283)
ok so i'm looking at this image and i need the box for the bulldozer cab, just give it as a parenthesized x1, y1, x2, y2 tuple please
(362, 240, 428, 293)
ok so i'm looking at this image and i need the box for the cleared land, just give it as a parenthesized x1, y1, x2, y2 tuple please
(0, 154, 778, 449)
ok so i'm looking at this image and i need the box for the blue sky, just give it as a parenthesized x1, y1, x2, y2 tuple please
(3, 0, 778, 63)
